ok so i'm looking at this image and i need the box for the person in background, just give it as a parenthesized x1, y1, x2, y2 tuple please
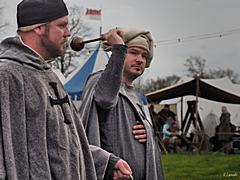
(158, 104, 176, 128)
(215, 108, 236, 154)
(218, 106, 228, 125)
(0, 0, 132, 179)
(162, 117, 180, 153)
(79, 27, 165, 180)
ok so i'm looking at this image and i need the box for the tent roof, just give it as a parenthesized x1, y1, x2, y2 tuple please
(146, 77, 240, 104)
(64, 45, 109, 100)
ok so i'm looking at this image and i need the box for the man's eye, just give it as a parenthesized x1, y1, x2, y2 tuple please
(129, 51, 137, 55)
(59, 24, 67, 29)
(142, 54, 148, 58)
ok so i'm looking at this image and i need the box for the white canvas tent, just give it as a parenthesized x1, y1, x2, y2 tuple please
(146, 77, 240, 137)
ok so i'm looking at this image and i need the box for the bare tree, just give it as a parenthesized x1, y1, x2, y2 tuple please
(183, 56, 207, 78)
(207, 68, 239, 83)
(48, 5, 94, 76)
(137, 75, 180, 94)
(183, 55, 239, 83)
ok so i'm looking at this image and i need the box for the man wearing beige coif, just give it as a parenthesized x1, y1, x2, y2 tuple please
(79, 27, 165, 180)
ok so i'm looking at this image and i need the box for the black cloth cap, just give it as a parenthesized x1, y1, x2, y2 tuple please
(17, 0, 69, 28)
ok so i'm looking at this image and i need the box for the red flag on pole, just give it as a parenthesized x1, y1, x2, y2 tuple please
(85, 8, 101, 20)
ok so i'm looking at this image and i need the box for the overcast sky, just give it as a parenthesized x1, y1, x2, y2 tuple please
(2, 0, 240, 82)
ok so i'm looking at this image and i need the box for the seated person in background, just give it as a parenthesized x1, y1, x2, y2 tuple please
(211, 106, 230, 151)
(215, 111, 236, 153)
(158, 104, 176, 129)
(162, 117, 180, 152)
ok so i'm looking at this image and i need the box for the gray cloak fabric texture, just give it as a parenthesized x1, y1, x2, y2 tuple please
(0, 36, 110, 180)
(79, 45, 165, 180)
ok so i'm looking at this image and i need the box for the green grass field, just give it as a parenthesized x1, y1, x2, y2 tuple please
(161, 151, 240, 180)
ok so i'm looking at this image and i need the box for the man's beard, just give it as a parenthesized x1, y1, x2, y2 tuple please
(124, 68, 144, 82)
(40, 29, 64, 59)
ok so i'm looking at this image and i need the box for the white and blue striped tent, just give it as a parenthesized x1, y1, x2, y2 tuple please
(64, 45, 109, 101)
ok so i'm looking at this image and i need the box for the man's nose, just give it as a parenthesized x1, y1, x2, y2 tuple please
(65, 28, 71, 37)
(136, 54, 144, 62)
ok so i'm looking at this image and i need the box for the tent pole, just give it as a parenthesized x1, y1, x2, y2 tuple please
(195, 77, 199, 127)
(195, 77, 206, 151)
(181, 96, 183, 127)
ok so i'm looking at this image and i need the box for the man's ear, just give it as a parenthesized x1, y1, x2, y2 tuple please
(33, 25, 46, 35)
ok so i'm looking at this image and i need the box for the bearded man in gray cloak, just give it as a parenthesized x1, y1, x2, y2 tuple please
(0, 0, 133, 179)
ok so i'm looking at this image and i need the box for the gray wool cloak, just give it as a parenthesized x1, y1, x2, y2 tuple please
(0, 36, 111, 180)
(79, 45, 165, 180)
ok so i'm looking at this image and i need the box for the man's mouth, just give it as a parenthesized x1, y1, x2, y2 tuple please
(132, 65, 142, 71)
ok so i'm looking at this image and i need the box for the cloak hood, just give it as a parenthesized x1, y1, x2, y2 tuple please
(0, 36, 51, 70)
